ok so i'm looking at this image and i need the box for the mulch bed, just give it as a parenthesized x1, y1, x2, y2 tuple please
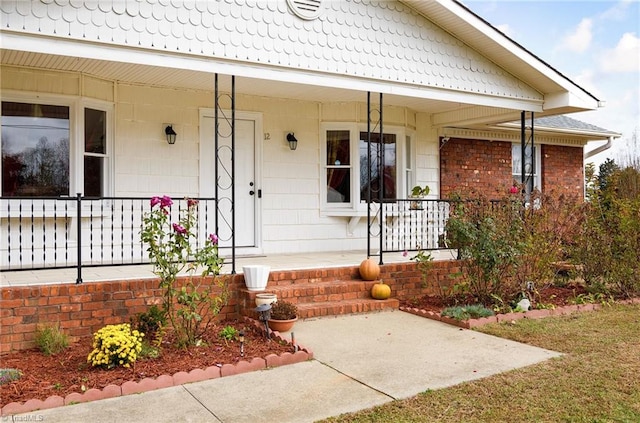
(0, 318, 295, 408)
(400, 283, 590, 313)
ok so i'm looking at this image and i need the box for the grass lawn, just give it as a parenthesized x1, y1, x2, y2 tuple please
(320, 303, 640, 423)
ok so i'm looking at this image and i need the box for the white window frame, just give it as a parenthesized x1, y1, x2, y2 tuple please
(0, 91, 113, 198)
(79, 99, 114, 197)
(320, 122, 408, 216)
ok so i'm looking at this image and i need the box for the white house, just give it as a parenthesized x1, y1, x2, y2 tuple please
(0, 0, 617, 271)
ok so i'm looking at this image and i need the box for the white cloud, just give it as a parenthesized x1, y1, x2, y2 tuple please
(600, 32, 640, 73)
(559, 18, 593, 53)
(599, 0, 633, 21)
(573, 69, 602, 99)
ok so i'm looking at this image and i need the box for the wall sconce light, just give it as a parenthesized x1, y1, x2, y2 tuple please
(439, 136, 450, 150)
(286, 132, 298, 151)
(165, 125, 177, 145)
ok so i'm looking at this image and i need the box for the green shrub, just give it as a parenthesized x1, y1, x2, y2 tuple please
(441, 304, 494, 321)
(131, 305, 166, 338)
(131, 305, 167, 358)
(131, 305, 167, 346)
(571, 164, 640, 298)
(0, 368, 22, 385)
(87, 323, 144, 369)
(219, 325, 238, 342)
(141, 196, 229, 347)
(35, 323, 69, 356)
(446, 190, 585, 309)
(410, 249, 434, 289)
(445, 194, 523, 304)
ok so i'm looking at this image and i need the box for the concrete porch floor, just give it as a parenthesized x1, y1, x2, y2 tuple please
(0, 249, 458, 287)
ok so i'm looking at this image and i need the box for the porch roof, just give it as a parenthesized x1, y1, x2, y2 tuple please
(0, 0, 601, 127)
(404, 1, 601, 109)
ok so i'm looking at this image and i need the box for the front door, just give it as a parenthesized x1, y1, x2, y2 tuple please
(199, 110, 262, 252)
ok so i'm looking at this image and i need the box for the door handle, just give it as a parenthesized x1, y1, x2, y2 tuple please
(258, 189, 262, 198)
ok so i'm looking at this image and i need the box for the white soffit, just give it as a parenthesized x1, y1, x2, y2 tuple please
(0, 34, 544, 114)
(402, 0, 600, 110)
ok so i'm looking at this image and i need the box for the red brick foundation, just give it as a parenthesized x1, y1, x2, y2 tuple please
(0, 275, 245, 353)
(1, 260, 462, 353)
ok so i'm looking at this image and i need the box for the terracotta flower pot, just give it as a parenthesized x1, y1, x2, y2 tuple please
(267, 317, 298, 332)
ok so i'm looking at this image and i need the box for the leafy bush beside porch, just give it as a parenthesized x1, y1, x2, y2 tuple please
(439, 163, 640, 313)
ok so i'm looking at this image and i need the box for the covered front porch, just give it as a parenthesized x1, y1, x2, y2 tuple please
(0, 248, 457, 287)
(1, 0, 599, 271)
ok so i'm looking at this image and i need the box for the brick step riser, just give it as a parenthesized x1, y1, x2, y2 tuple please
(243, 281, 382, 304)
(296, 299, 400, 319)
(262, 268, 363, 287)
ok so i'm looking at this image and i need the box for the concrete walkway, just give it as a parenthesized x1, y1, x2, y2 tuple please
(9, 311, 561, 423)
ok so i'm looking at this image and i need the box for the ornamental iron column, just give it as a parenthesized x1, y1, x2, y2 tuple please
(214, 74, 237, 273)
(520, 111, 535, 203)
(366, 92, 384, 264)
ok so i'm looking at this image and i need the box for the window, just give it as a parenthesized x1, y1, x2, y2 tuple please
(84, 108, 107, 197)
(326, 130, 351, 203)
(1, 102, 70, 196)
(1, 99, 111, 197)
(359, 131, 396, 202)
(512, 143, 540, 190)
(322, 124, 407, 214)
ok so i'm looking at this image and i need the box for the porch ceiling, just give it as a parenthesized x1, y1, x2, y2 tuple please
(1, 49, 461, 115)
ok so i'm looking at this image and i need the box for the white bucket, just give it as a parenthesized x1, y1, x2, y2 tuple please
(242, 265, 271, 291)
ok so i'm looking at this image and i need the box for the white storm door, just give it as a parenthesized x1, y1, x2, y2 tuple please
(199, 110, 261, 250)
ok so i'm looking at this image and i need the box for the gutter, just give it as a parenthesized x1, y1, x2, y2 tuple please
(584, 136, 615, 159)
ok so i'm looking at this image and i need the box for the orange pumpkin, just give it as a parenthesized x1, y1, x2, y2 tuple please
(359, 258, 381, 281)
(371, 281, 391, 300)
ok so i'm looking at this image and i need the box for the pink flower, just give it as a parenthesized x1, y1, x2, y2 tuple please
(509, 185, 519, 194)
(402, 251, 408, 257)
(208, 233, 219, 245)
(187, 198, 199, 208)
(172, 223, 187, 235)
(151, 195, 173, 210)
(160, 196, 173, 208)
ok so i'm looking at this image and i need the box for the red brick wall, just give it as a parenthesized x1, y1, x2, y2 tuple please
(440, 138, 513, 198)
(0, 275, 244, 353)
(440, 138, 584, 199)
(1, 261, 464, 353)
(541, 144, 584, 196)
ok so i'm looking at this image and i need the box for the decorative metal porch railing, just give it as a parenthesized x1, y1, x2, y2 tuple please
(378, 199, 452, 253)
(0, 196, 217, 275)
(2, 195, 455, 275)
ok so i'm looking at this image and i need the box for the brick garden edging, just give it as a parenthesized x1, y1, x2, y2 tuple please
(1, 317, 313, 417)
(400, 298, 640, 329)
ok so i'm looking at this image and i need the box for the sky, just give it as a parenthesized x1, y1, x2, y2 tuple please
(461, 0, 640, 167)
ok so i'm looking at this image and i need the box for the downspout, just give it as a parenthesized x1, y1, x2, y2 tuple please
(583, 136, 615, 199)
(584, 136, 614, 159)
